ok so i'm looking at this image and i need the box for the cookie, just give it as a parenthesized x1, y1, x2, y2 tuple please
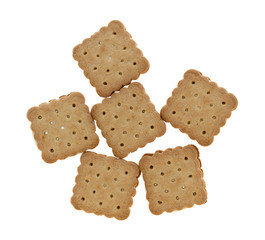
(27, 92, 99, 163)
(71, 151, 140, 220)
(73, 20, 149, 97)
(160, 70, 238, 146)
(91, 82, 166, 158)
(139, 145, 207, 215)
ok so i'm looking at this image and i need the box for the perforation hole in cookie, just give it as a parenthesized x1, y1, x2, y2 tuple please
(67, 142, 71, 147)
(160, 172, 164, 176)
(209, 104, 213, 107)
(172, 111, 176, 115)
(193, 192, 197, 196)
(192, 81, 195, 85)
(106, 69, 110, 72)
(142, 109, 146, 113)
(202, 130, 206, 135)
(132, 93, 136, 98)
(102, 111, 106, 116)
(178, 168, 181, 171)
(120, 59, 124, 63)
(129, 106, 133, 110)
(103, 82, 108, 85)
(185, 108, 189, 112)
(72, 103, 76, 108)
(112, 31, 117, 35)
(153, 183, 158, 186)
(96, 173, 100, 177)
(118, 72, 122, 76)
(107, 166, 111, 171)
(110, 194, 113, 198)
(78, 120, 82, 123)
(187, 121, 191, 125)
(171, 179, 175, 182)
(164, 189, 169, 193)
(176, 196, 179, 200)
(125, 171, 128, 175)
(120, 188, 124, 192)
(96, 54, 100, 57)
(188, 175, 193, 178)
(120, 143, 124, 147)
(123, 131, 127, 134)
(181, 185, 186, 189)
(158, 201, 162, 205)
(55, 109, 59, 113)
(85, 179, 89, 183)
(123, 46, 127, 50)
(81, 197, 85, 201)
(167, 161, 171, 165)
(72, 131, 76, 135)
(149, 165, 153, 169)
(222, 101, 226, 105)
(66, 114, 70, 119)
(110, 127, 115, 131)
(83, 51, 87, 55)
(99, 202, 103, 206)
(135, 134, 139, 138)
(207, 91, 210, 95)
(200, 118, 204, 122)
(84, 136, 88, 140)
(212, 116, 216, 119)
(117, 102, 121, 107)
(133, 62, 137, 65)
(93, 190, 96, 194)
(182, 96, 186, 99)
(56, 137, 59, 141)
(50, 148, 54, 153)
(114, 178, 117, 181)
(150, 125, 154, 129)
(184, 156, 188, 160)
(93, 67, 97, 71)
(139, 122, 142, 125)
(44, 131, 48, 135)
(90, 162, 93, 166)
(194, 93, 198, 97)
(114, 115, 118, 119)
(98, 41, 101, 45)
(116, 206, 120, 210)
(38, 115, 42, 119)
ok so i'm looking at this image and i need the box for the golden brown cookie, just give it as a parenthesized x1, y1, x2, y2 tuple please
(71, 151, 140, 220)
(91, 82, 166, 158)
(160, 70, 238, 146)
(73, 20, 150, 97)
(27, 92, 99, 163)
(139, 145, 207, 215)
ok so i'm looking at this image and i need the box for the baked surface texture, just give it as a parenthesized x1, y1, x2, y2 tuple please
(139, 145, 207, 215)
(160, 69, 238, 146)
(91, 82, 166, 158)
(71, 151, 140, 220)
(27, 92, 99, 163)
(73, 20, 149, 97)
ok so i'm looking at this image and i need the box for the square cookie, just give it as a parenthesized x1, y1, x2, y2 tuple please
(73, 20, 149, 97)
(27, 92, 99, 163)
(71, 151, 140, 220)
(139, 145, 207, 215)
(160, 70, 238, 146)
(91, 83, 166, 158)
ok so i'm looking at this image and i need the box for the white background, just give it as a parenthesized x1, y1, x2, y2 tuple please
(0, 0, 264, 239)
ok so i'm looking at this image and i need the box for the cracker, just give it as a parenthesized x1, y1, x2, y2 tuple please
(139, 145, 207, 215)
(160, 70, 238, 146)
(71, 151, 140, 220)
(27, 92, 99, 163)
(73, 20, 150, 97)
(91, 82, 166, 158)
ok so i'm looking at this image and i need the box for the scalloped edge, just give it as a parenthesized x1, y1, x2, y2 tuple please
(73, 20, 150, 97)
(139, 145, 207, 215)
(160, 69, 238, 146)
(27, 92, 99, 163)
(91, 83, 166, 158)
(71, 151, 140, 220)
